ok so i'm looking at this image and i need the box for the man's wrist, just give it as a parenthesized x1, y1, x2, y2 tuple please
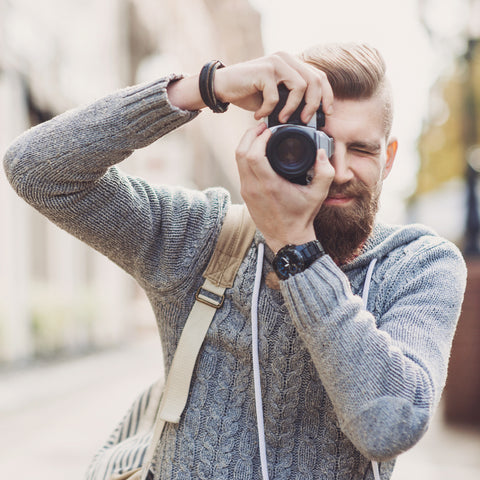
(272, 240, 325, 280)
(213, 66, 229, 104)
(266, 233, 318, 255)
(166, 75, 205, 111)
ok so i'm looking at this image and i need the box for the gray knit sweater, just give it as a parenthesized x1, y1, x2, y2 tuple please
(4, 76, 467, 480)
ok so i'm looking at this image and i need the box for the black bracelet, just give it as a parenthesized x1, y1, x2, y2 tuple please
(199, 60, 230, 113)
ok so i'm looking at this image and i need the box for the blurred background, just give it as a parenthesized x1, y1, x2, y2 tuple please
(0, 0, 479, 478)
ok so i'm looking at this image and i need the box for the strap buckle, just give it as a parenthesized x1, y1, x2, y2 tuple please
(195, 287, 225, 309)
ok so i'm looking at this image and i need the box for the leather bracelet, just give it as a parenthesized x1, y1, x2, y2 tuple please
(199, 60, 230, 113)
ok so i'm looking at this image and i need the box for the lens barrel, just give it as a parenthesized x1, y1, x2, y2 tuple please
(266, 126, 317, 185)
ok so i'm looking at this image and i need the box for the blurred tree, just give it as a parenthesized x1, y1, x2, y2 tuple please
(416, 43, 480, 192)
(416, 65, 468, 196)
(416, 0, 480, 197)
(415, 0, 480, 252)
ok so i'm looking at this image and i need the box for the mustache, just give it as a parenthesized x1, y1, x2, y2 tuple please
(326, 180, 371, 199)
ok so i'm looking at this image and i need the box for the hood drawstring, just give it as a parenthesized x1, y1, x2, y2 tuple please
(251, 244, 380, 480)
(252, 242, 269, 480)
(362, 258, 381, 480)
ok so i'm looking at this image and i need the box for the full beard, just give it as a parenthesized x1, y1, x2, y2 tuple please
(314, 180, 380, 265)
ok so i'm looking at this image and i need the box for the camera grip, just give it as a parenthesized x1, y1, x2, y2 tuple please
(267, 84, 325, 128)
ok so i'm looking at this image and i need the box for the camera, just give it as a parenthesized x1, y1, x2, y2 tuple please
(266, 84, 334, 185)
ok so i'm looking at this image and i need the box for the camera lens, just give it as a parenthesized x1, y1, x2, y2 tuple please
(276, 137, 307, 166)
(266, 126, 317, 184)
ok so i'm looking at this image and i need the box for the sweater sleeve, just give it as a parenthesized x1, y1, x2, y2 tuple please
(279, 239, 466, 462)
(3, 75, 228, 290)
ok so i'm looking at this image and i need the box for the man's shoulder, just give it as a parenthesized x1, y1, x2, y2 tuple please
(366, 223, 467, 313)
(367, 222, 465, 270)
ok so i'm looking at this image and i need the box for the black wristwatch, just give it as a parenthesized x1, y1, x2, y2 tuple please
(272, 240, 325, 280)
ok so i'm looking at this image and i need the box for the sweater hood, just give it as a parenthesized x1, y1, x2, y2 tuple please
(341, 222, 445, 272)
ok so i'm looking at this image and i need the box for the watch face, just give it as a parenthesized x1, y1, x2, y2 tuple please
(274, 248, 305, 279)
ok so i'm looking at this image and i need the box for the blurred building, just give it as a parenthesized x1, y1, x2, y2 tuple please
(0, 0, 263, 363)
(411, 0, 480, 428)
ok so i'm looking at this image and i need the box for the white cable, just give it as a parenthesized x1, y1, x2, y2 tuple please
(362, 258, 377, 307)
(251, 242, 269, 480)
(362, 258, 381, 480)
(251, 251, 379, 480)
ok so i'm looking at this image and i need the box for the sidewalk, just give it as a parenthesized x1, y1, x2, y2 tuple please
(1, 334, 479, 479)
(0, 334, 164, 480)
(392, 399, 480, 479)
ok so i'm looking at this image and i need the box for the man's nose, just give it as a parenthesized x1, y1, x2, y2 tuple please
(330, 148, 354, 185)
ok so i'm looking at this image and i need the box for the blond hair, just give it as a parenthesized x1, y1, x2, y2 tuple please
(299, 43, 393, 138)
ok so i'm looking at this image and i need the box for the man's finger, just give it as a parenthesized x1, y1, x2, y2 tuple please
(236, 123, 267, 156)
(309, 148, 335, 192)
(274, 52, 334, 123)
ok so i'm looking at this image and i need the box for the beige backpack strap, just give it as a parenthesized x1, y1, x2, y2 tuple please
(202, 203, 256, 287)
(141, 204, 255, 480)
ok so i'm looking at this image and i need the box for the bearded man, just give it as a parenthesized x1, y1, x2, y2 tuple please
(4, 43, 466, 480)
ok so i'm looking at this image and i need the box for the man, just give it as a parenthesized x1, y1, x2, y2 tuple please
(4, 43, 466, 480)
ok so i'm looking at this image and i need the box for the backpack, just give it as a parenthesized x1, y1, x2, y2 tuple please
(85, 204, 256, 480)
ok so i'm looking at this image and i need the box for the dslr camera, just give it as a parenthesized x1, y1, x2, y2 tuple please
(266, 84, 334, 185)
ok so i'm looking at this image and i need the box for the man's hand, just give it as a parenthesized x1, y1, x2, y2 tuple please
(236, 122, 335, 253)
(214, 52, 333, 123)
(167, 52, 333, 124)
(168, 51, 336, 252)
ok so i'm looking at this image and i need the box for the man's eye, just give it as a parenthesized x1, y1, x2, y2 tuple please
(352, 149, 371, 155)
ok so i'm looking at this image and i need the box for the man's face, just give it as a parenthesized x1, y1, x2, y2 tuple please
(314, 94, 397, 264)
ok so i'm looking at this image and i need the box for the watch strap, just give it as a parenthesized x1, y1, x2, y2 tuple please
(296, 240, 325, 269)
(273, 240, 324, 280)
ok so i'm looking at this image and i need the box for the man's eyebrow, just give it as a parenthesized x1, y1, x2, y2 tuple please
(347, 141, 382, 153)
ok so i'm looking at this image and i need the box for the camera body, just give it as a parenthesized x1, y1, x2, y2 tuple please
(266, 84, 334, 185)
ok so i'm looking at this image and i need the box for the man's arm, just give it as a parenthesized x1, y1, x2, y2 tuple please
(3, 75, 218, 286)
(280, 239, 466, 462)
(3, 52, 334, 283)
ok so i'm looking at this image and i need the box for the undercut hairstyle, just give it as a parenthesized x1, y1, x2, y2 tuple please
(299, 43, 394, 139)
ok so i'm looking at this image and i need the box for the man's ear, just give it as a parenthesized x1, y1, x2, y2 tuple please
(383, 138, 398, 180)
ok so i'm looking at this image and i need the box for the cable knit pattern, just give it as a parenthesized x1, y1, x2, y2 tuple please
(3, 76, 467, 480)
